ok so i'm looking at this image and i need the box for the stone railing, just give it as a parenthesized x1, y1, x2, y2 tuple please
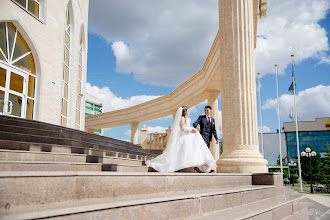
(140, 125, 171, 150)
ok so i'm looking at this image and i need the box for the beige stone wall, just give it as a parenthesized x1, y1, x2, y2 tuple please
(0, 0, 89, 130)
(284, 118, 330, 132)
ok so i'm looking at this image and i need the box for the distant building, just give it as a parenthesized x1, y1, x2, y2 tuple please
(284, 117, 330, 159)
(85, 93, 103, 135)
(258, 133, 287, 166)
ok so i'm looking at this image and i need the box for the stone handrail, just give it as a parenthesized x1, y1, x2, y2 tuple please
(140, 125, 171, 150)
(85, 31, 221, 130)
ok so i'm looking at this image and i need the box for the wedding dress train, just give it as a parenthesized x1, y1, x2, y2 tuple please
(146, 107, 215, 173)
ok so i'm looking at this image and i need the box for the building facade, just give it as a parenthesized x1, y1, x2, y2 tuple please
(0, 0, 89, 130)
(284, 118, 330, 159)
(85, 93, 103, 135)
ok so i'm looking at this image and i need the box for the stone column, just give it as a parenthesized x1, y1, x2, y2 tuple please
(217, 0, 268, 173)
(208, 92, 220, 168)
(140, 125, 148, 149)
(165, 125, 171, 149)
(131, 122, 139, 145)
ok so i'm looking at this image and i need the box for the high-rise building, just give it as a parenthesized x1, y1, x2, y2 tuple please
(0, 0, 89, 130)
(85, 93, 103, 135)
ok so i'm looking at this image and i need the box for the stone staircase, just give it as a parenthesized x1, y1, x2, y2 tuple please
(0, 115, 157, 172)
(0, 115, 309, 219)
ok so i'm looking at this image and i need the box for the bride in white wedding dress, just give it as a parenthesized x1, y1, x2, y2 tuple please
(146, 106, 215, 173)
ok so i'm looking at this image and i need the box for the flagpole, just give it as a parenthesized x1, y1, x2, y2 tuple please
(275, 64, 283, 174)
(291, 54, 303, 192)
(257, 73, 264, 156)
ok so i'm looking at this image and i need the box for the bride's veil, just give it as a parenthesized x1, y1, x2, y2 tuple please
(145, 107, 183, 170)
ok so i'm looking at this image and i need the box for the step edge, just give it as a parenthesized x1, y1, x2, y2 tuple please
(0, 186, 276, 220)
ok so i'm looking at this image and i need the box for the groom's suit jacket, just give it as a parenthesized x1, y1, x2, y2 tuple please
(193, 115, 218, 148)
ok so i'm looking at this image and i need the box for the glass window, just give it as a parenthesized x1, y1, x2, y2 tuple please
(0, 90, 4, 113)
(26, 98, 34, 119)
(7, 23, 16, 56)
(318, 135, 325, 141)
(0, 22, 36, 120)
(62, 99, 67, 117)
(301, 136, 309, 141)
(28, 0, 39, 17)
(27, 75, 35, 98)
(61, 7, 70, 127)
(14, 0, 40, 18)
(85, 108, 93, 114)
(9, 72, 24, 93)
(61, 116, 67, 127)
(8, 93, 22, 117)
(310, 136, 317, 141)
(85, 102, 93, 108)
(0, 67, 6, 88)
(0, 23, 7, 59)
(12, 32, 30, 62)
(317, 131, 325, 136)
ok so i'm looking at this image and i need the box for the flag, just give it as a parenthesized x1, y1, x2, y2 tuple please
(289, 56, 296, 94)
(289, 82, 294, 94)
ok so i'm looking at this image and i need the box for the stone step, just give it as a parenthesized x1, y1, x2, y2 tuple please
(102, 164, 149, 172)
(190, 195, 308, 220)
(0, 181, 276, 220)
(0, 172, 258, 209)
(0, 132, 155, 157)
(0, 149, 145, 167)
(0, 161, 103, 172)
(0, 149, 87, 163)
(0, 161, 148, 172)
(0, 124, 147, 153)
(0, 115, 146, 151)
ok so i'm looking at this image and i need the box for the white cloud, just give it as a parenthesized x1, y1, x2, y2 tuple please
(88, 0, 218, 86)
(85, 82, 160, 112)
(255, 0, 330, 75)
(262, 85, 330, 121)
(89, 1, 329, 86)
(258, 126, 272, 133)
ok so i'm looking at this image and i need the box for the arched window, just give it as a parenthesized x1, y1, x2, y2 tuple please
(76, 27, 83, 130)
(0, 22, 36, 119)
(61, 7, 71, 127)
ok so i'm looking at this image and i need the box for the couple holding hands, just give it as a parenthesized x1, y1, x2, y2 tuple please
(146, 105, 219, 173)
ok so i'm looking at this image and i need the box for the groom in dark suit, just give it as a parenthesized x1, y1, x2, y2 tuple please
(193, 106, 219, 148)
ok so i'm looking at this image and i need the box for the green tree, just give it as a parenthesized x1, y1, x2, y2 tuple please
(300, 145, 324, 184)
(276, 155, 288, 166)
(323, 145, 330, 188)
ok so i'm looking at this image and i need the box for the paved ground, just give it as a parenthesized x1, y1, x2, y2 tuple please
(304, 193, 330, 208)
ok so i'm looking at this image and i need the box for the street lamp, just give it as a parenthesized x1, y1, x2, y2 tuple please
(301, 147, 317, 193)
(288, 160, 297, 186)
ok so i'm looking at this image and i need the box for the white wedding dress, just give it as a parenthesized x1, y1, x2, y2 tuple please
(146, 107, 215, 173)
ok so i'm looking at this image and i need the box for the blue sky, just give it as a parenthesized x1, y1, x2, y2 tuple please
(86, 0, 330, 142)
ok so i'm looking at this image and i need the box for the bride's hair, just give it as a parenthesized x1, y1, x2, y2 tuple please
(182, 106, 188, 117)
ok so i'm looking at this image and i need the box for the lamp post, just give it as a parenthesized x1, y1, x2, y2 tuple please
(288, 160, 297, 186)
(301, 147, 317, 193)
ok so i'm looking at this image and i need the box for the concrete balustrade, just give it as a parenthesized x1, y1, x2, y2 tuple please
(140, 126, 171, 150)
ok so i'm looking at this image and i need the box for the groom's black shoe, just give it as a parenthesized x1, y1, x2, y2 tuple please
(209, 170, 215, 173)
(194, 167, 203, 173)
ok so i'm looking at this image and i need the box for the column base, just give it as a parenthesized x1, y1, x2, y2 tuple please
(216, 149, 268, 173)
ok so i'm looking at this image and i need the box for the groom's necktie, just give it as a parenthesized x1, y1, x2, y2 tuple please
(208, 116, 211, 123)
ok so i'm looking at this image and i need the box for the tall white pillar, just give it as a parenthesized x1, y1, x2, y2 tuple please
(208, 92, 220, 167)
(217, 0, 268, 173)
(131, 122, 139, 145)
